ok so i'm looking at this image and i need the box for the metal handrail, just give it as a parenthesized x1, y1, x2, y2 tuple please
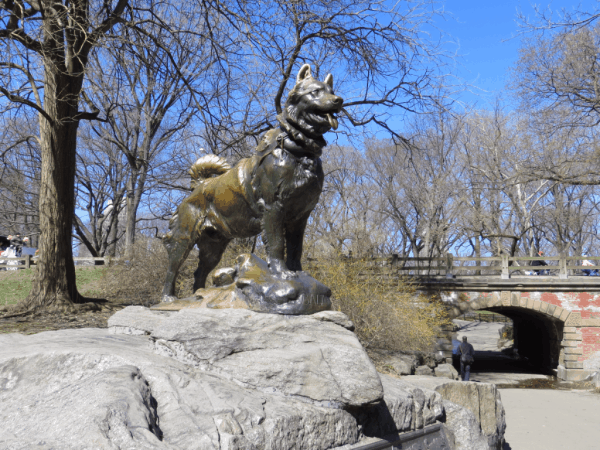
(345, 423, 448, 450)
(367, 254, 600, 280)
(0, 255, 108, 269)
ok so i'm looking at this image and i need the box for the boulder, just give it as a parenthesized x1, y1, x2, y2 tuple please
(0, 328, 360, 450)
(366, 349, 417, 376)
(0, 308, 507, 450)
(389, 359, 413, 376)
(423, 352, 439, 369)
(401, 376, 506, 450)
(434, 363, 459, 380)
(415, 365, 434, 376)
(109, 306, 381, 408)
(351, 374, 444, 440)
(442, 400, 491, 450)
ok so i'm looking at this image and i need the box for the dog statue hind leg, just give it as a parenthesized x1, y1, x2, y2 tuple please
(161, 203, 204, 302)
(192, 229, 231, 291)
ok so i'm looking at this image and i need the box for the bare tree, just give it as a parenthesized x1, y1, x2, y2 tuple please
(305, 144, 391, 259)
(199, 0, 454, 157)
(80, 19, 220, 257)
(73, 129, 127, 257)
(366, 108, 466, 258)
(458, 108, 554, 257)
(511, 24, 600, 129)
(0, 111, 41, 243)
(0, 0, 230, 311)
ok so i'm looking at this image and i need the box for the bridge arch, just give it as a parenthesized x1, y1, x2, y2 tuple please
(437, 290, 597, 380)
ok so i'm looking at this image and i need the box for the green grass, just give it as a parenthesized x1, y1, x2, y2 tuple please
(0, 266, 107, 306)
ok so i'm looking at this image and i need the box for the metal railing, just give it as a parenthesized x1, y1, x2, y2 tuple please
(458, 312, 512, 323)
(0, 256, 108, 270)
(366, 254, 600, 280)
(347, 423, 448, 450)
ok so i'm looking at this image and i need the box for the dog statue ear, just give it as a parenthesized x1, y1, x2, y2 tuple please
(324, 73, 333, 88)
(297, 64, 312, 83)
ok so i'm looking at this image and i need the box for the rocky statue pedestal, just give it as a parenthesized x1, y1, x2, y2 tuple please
(155, 253, 332, 315)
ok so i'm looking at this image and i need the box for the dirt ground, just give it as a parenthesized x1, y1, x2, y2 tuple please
(0, 299, 143, 335)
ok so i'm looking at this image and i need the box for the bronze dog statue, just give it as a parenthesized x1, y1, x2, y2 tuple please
(161, 64, 343, 302)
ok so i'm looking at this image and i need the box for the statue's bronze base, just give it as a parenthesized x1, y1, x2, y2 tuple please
(153, 253, 332, 315)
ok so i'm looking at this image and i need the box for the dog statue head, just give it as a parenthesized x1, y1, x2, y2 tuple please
(277, 65, 344, 153)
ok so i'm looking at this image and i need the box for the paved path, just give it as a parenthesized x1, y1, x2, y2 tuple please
(500, 389, 600, 450)
(454, 320, 600, 449)
(454, 319, 505, 351)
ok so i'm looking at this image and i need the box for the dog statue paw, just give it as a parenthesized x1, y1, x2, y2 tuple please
(267, 258, 299, 279)
(161, 295, 178, 304)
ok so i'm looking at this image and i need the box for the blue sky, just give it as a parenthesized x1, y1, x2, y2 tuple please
(440, 0, 599, 107)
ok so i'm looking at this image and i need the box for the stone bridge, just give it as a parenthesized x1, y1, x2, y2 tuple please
(427, 279, 600, 382)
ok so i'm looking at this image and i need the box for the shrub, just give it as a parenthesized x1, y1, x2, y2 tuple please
(102, 239, 188, 305)
(101, 237, 257, 305)
(307, 255, 450, 352)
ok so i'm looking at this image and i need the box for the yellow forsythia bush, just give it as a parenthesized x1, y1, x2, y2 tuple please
(308, 255, 450, 352)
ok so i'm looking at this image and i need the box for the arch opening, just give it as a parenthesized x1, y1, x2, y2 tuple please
(485, 307, 564, 373)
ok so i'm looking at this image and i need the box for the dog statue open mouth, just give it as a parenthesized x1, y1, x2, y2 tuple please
(161, 64, 343, 302)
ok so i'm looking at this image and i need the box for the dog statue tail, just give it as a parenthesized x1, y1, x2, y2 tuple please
(189, 154, 232, 189)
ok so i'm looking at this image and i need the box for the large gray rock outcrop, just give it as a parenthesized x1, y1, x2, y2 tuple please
(401, 376, 506, 450)
(0, 307, 507, 449)
(109, 306, 382, 408)
(0, 328, 361, 450)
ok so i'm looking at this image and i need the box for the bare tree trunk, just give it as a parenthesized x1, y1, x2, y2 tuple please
(124, 161, 147, 258)
(22, 65, 83, 310)
(124, 173, 139, 259)
(124, 199, 137, 259)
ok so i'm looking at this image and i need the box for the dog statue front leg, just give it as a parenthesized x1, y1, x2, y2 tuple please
(262, 202, 297, 279)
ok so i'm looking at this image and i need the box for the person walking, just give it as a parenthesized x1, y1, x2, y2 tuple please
(458, 336, 475, 381)
(582, 253, 598, 276)
(531, 250, 549, 275)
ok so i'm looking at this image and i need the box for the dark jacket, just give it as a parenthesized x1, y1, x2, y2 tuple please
(458, 342, 475, 362)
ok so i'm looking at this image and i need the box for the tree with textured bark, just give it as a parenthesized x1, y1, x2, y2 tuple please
(0, 0, 214, 311)
(0, 0, 130, 310)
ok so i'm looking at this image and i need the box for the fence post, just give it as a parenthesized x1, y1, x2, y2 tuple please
(559, 255, 568, 279)
(501, 254, 510, 279)
(445, 253, 454, 278)
(25, 254, 30, 269)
